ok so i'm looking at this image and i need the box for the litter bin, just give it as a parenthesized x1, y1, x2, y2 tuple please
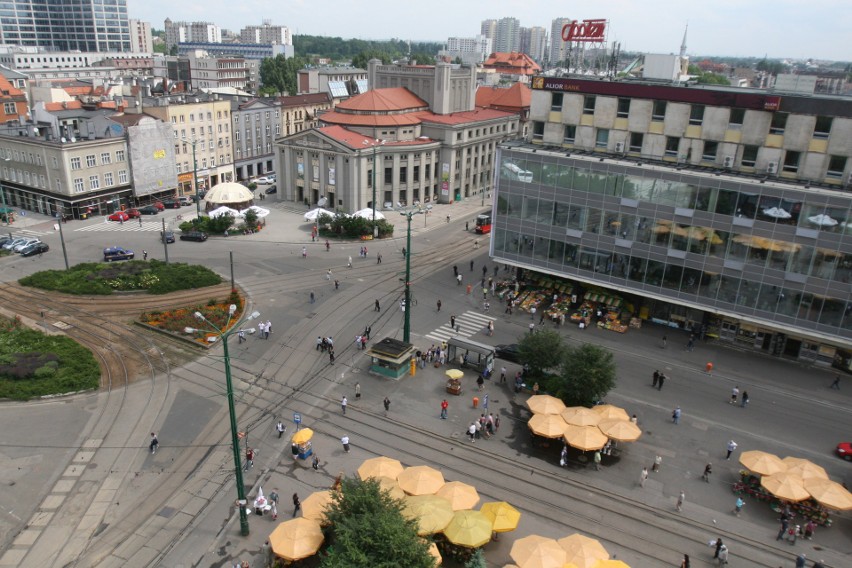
(472, 396, 479, 409)
(466, 284, 472, 295)
(705, 362, 714, 374)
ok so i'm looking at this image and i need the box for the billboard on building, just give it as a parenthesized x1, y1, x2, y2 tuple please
(561, 19, 606, 42)
(441, 163, 450, 196)
(128, 119, 178, 197)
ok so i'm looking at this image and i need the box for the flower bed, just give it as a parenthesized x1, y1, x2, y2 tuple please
(140, 289, 243, 345)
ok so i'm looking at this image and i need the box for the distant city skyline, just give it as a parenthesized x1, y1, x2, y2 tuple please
(131, 0, 849, 61)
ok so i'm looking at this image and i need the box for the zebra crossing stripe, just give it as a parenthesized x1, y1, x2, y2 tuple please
(424, 310, 495, 341)
(74, 223, 164, 232)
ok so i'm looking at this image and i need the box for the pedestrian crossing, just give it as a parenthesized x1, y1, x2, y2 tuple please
(4, 227, 49, 238)
(424, 310, 495, 342)
(74, 221, 176, 232)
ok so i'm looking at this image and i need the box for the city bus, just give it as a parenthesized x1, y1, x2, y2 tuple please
(502, 162, 534, 183)
(475, 213, 492, 234)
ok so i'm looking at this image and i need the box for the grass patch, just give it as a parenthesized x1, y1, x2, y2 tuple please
(0, 316, 99, 400)
(19, 260, 222, 295)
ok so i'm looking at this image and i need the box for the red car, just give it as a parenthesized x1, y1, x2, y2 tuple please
(108, 211, 129, 222)
(152, 201, 165, 211)
(125, 208, 141, 218)
(837, 442, 852, 461)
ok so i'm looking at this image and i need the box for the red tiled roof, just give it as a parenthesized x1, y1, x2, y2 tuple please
(475, 83, 531, 110)
(278, 92, 332, 107)
(336, 88, 428, 112)
(44, 101, 83, 111)
(0, 75, 25, 98)
(317, 126, 436, 149)
(483, 52, 542, 75)
(419, 108, 515, 125)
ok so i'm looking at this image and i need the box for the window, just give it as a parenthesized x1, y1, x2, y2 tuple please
(814, 116, 832, 139)
(782, 151, 800, 173)
(399, 166, 407, 183)
(70, 157, 81, 170)
(532, 121, 544, 141)
(729, 108, 745, 126)
(826, 155, 847, 178)
(73, 178, 84, 193)
(629, 132, 643, 153)
(702, 141, 718, 161)
(235, 131, 240, 141)
(551, 92, 563, 111)
(689, 105, 705, 125)
(100, 152, 111, 165)
(384, 167, 393, 184)
(86, 154, 96, 167)
(116, 150, 125, 162)
(189, 113, 195, 122)
(563, 125, 576, 144)
(413, 165, 420, 182)
(742, 145, 758, 167)
(104, 172, 113, 186)
(665, 136, 679, 156)
(617, 98, 630, 118)
(769, 112, 788, 135)
(118, 170, 128, 184)
(89, 175, 100, 190)
(595, 128, 609, 148)
(583, 95, 596, 115)
(652, 101, 666, 121)
(3, 102, 15, 114)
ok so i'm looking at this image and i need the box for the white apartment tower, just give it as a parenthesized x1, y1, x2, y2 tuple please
(128, 20, 153, 53)
(164, 19, 222, 50)
(240, 23, 292, 45)
(520, 26, 547, 62)
(549, 17, 572, 64)
(447, 35, 492, 57)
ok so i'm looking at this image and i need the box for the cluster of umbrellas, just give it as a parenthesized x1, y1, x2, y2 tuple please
(739, 451, 852, 510)
(208, 205, 270, 218)
(526, 396, 641, 450)
(304, 207, 386, 222)
(504, 532, 625, 568)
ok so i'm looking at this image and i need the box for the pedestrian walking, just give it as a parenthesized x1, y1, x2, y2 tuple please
(794, 554, 806, 568)
(446, 215, 450, 223)
(653, 454, 662, 472)
(657, 373, 666, 390)
(593, 450, 602, 470)
(138, 217, 142, 227)
(355, 382, 361, 400)
(325, 239, 330, 251)
(717, 545, 728, 566)
(740, 390, 749, 407)
(725, 440, 738, 460)
(470, 260, 474, 271)
(777, 517, 789, 541)
(661, 335, 667, 348)
(377, 252, 382, 264)
(639, 466, 649, 487)
(532, 382, 540, 396)
(341, 435, 350, 452)
(375, 299, 381, 311)
(500, 366, 507, 383)
(680, 554, 690, 568)
(383, 396, 390, 415)
(334, 279, 339, 290)
(440, 399, 449, 419)
(733, 497, 745, 516)
(686, 336, 694, 351)
(560, 445, 568, 467)
(730, 386, 739, 404)
(302, 246, 307, 258)
(701, 463, 712, 482)
(310, 291, 315, 304)
(341, 396, 347, 414)
(453, 265, 458, 277)
(326, 268, 332, 280)
(672, 405, 681, 424)
(652, 370, 660, 388)
(329, 350, 335, 364)
(245, 447, 254, 469)
(276, 421, 285, 438)
(830, 375, 840, 390)
(348, 256, 352, 268)
(292, 493, 301, 517)
(468, 423, 476, 442)
(149, 432, 159, 454)
(266, 320, 272, 335)
(450, 315, 456, 329)
(676, 490, 685, 512)
(530, 306, 537, 320)
(312, 454, 319, 471)
(456, 273, 463, 286)
(712, 538, 723, 559)
(142, 250, 148, 260)
(238, 329, 246, 343)
(436, 299, 442, 312)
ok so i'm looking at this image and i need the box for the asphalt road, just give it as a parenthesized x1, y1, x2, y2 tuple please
(0, 202, 849, 568)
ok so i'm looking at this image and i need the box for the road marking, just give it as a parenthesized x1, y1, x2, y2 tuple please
(425, 310, 495, 342)
(74, 221, 171, 232)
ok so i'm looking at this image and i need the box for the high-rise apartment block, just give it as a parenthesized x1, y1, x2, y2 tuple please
(164, 20, 222, 51)
(495, 17, 521, 53)
(240, 24, 292, 45)
(520, 26, 548, 62)
(480, 19, 497, 42)
(549, 17, 572, 64)
(129, 19, 153, 53)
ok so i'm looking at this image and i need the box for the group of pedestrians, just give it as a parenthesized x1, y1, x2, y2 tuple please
(316, 335, 335, 364)
(466, 412, 499, 442)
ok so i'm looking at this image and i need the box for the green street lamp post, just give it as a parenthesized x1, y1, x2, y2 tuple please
(399, 208, 422, 343)
(190, 305, 260, 537)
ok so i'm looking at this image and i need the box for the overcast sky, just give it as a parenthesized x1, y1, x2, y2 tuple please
(133, 0, 850, 61)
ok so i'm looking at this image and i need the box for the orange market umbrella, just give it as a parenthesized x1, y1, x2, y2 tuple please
(561, 407, 601, 427)
(301, 490, 333, 522)
(403, 494, 455, 535)
(480, 501, 521, 533)
(376, 476, 406, 500)
(269, 517, 324, 561)
(358, 456, 404, 480)
(739, 450, 786, 477)
(528, 413, 569, 439)
(596, 419, 641, 442)
(803, 478, 852, 510)
(781, 457, 829, 480)
(592, 405, 630, 421)
(290, 428, 314, 445)
(760, 472, 810, 502)
(398, 465, 446, 496)
(558, 534, 609, 568)
(442, 509, 493, 548)
(436, 481, 481, 511)
(510, 535, 567, 568)
(593, 560, 631, 568)
(526, 395, 566, 415)
(563, 425, 609, 451)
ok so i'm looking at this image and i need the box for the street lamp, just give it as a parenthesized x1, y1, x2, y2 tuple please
(182, 138, 201, 217)
(399, 207, 423, 343)
(363, 139, 385, 238)
(187, 305, 261, 537)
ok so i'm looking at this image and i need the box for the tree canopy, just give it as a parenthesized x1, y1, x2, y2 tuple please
(294, 35, 441, 62)
(320, 477, 435, 568)
(351, 50, 392, 70)
(546, 343, 617, 407)
(517, 329, 566, 376)
(259, 55, 308, 95)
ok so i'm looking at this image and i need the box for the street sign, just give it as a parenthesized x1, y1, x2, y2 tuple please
(483, 393, 489, 409)
(293, 413, 301, 424)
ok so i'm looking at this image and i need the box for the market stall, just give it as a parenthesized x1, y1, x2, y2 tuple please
(733, 471, 833, 526)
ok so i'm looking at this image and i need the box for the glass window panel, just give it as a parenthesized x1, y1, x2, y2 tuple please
(813, 248, 839, 280)
(715, 189, 738, 216)
(674, 182, 699, 208)
(727, 233, 750, 262)
(717, 275, 741, 304)
(835, 253, 852, 284)
(697, 271, 721, 300)
(554, 202, 571, 227)
(645, 260, 665, 287)
(588, 172, 608, 195)
(790, 245, 815, 275)
(800, 293, 821, 323)
(523, 197, 539, 221)
(745, 239, 770, 268)
(841, 301, 852, 331)
(707, 229, 728, 258)
(534, 237, 550, 262)
(653, 221, 673, 247)
(552, 165, 574, 189)
(687, 226, 708, 254)
(566, 205, 584, 230)
(680, 267, 702, 294)
(549, 240, 565, 264)
(610, 253, 629, 278)
(497, 194, 509, 215)
(671, 223, 689, 251)
(563, 243, 579, 268)
(506, 194, 523, 219)
(585, 207, 603, 233)
(818, 298, 844, 327)
(579, 248, 596, 271)
(627, 256, 647, 283)
(756, 283, 779, 312)
(636, 216, 654, 244)
(736, 192, 758, 218)
(618, 213, 636, 240)
(768, 245, 793, 272)
(662, 264, 684, 291)
(605, 174, 623, 197)
(537, 199, 555, 224)
(694, 187, 714, 212)
(656, 180, 681, 207)
(775, 287, 798, 317)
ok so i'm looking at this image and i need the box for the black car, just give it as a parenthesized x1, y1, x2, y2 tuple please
(264, 185, 277, 194)
(161, 230, 175, 244)
(495, 343, 521, 363)
(19, 242, 49, 257)
(161, 199, 181, 209)
(137, 205, 159, 215)
(180, 230, 208, 242)
(103, 246, 135, 261)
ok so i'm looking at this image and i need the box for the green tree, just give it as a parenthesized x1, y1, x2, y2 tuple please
(409, 52, 435, 65)
(320, 477, 434, 568)
(517, 329, 566, 377)
(696, 72, 730, 86)
(352, 50, 392, 69)
(465, 549, 487, 568)
(259, 55, 308, 95)
(545, 343, 617, 407)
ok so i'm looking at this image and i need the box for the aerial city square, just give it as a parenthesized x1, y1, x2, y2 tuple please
(0, 1, 849, 567)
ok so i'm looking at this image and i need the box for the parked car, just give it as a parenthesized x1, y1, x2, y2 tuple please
(152, 201, 165, 211)
(178, 196, 193, 206)
(255, 176, 274, 185)
(161, 230, 175, 244)
(0, 236, 17, 249)
(124, 208, 141, 218)
(264, 185, 277, 194)
(12, 238, 40, 252)
(108, 211, 130, 222)
(137, 205, 159, 215)
(180, 230, 208, 242)
(495, 343, 522, 363)
(19, 242, 49, 257)
(2, 237, 28, 250)
(161, 199, 181, 209)
(837, 442, 852, 461)
(103, 246, 135, 261)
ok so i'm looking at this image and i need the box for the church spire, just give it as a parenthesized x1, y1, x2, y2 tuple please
(679, 23, 688, 57)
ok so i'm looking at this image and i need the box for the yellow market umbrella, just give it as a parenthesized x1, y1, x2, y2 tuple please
(445, 368, 464, 380)
(526, 395, 566, 415)
(436, 481, 481, 511)
(739, 451, 786, 477)
(528, 414, 570, 439)
(803, 478, 852, 511)
(596, 419, 641, 442)
(557, 534, 609, 568)
(291, 428, 314, 445)
(301, 490, 333, 522)
(760, 472, 810, 502)
(592, 405, 630, 421)
(403, 494, 455, 535)
(442, 509, 493, 548)
(593, 560, 631, 568)
(479, 501, 521, 533)
(398, 465, 446, 496)
(563, 425, 609, 451)
(781, 457, 829, 480)
(510, 535, 566, 568)
(358, 456, 405, 480)
(376, 476, 406, 500)
(561, 407, 601, 427)
(269, 517, 324, 561)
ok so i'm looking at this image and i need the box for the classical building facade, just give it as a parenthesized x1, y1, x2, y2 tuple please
(230, 97, 280, 180)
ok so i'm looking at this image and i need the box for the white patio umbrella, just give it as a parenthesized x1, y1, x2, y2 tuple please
(352, 208, 386, 220)
(808, 213, 838, 227)
(304, 207, 332, 222)
(762, 207, 791, 219)
(208, 206, 242, 218)
(240, 205, 270, 218)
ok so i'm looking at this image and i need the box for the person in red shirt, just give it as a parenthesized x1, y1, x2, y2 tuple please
(440, 399, 449, 419)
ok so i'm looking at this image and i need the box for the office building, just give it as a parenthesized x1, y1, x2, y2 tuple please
(549, 18, 572, 65)
(129, 19, 154, 54)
